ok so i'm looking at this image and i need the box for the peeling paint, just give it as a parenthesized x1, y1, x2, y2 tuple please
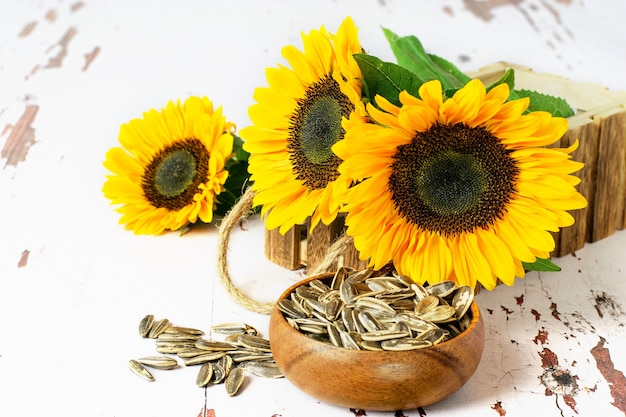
(18, 250, 30, 268)
(1, 104, 39, 167)
(539, 347, 558, 368)
(418, 407, 426, 417)
(196, 408, 216, 417)
(351, 409, 367, 416)
(590, 338, 626, 414)
(45, 9, 58, 23)
(563, 394, 578, 413)
(533, 328, 548, 345)
(82, 46, 100, 72)
(591, 290, 624, 319)
(514, 295, 523, 306)
(550, 302, 561, 321)
(71, 2, 85, 12)
(394, 410, 408, 417)
(18, 21, 37, 37)
(531, 308, 541, 321)
(462, 0, 523, 22)
(491, 400, 506, 416)
(539, 344, 580, 415)
(45, 27, 77, 69)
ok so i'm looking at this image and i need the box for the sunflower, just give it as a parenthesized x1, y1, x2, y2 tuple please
(240, 16, 365, 234)
(103, 96, 235, 234)
(333, 79, 587, 290)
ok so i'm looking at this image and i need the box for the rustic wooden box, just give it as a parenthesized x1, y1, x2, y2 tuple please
(265, 62, 626, 272)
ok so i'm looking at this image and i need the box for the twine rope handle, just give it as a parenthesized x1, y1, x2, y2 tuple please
(216, 187, 353, 314)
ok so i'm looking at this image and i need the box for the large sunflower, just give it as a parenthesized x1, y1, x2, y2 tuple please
(240, 17, 365, 234)
(103, 96, 235, 234)
(333, 79, 587, 290)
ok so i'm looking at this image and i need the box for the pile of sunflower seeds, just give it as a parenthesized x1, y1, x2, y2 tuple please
(128, 315, 283, 396)
(278, 267, 475, 351)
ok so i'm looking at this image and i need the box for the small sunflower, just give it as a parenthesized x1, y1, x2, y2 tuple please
(333, 79, 587, 290)
(240, 16, 365, 234)
(103, 96, 235, 234)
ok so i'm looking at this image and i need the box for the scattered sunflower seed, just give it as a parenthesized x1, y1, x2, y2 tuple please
(132, 315, 282, 396)
(128, 359, 154, 381)
(225, 367, 245, 396)
(139, 314, 155, 338)
(137, 356, 178, 370)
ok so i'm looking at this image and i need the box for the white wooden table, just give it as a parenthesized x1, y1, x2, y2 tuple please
(1, 1, 625, 416)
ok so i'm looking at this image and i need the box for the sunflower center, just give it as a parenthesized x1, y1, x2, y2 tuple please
(154, 150, 197, 197)
(416, 151, 487, 216)
(301, 96, 342, 164)
(142, 138, 210, 211)
(289, 73, 354, 190)
(389, 123, 518, 236)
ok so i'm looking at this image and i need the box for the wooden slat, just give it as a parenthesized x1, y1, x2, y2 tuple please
(264, 226, 301, 270)
(591, 107, 626, 242)
(552, 115, 599, 256)
(305, 220, 342, 272)
(341, 242, 369, 270)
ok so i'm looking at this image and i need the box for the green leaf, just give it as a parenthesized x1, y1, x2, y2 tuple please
(514, 89, 575, 118)
(214, 134, 253, 217)
(522, 257, 562, 272)
(354, 53, 423, 107)
(382, 28, 470, 90)
(487, 68, 515, 93)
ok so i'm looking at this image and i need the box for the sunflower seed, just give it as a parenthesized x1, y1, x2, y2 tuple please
(237, 334, 271, 352)
(163, 326, 205, 336)
(184, 351, 228, 366)
(210, 322, 248, 335)
(137, 356, 178, 370)
(452, 286, 474, 319)
(360, 329, 410, 342)
(156, 344, 194, 354)
(217, 354, 233, 377)
(177, 348, 213, 358)
(419, 305, 456, 323)
(225, 367, 245, 396)
(381, 337, 432, 351)
(415, 295, 440, 314)
(339, 330, 361, 349)
(139, 315, 155, 338)
(157, 332, 201, 342)
(148, 318, 170, 338)
(195, 339, 237, 351)
(196, 362, 213, 387)
(128, 359, 154, 381)
(426, 280, 456, 297)
(244, 361, 284, 379)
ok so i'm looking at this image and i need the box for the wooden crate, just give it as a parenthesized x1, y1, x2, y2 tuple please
(265, 62, 626, 271)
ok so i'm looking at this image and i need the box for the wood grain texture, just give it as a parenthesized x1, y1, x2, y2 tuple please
(264, 226, 301, 269)
(591, 107, 626, 241)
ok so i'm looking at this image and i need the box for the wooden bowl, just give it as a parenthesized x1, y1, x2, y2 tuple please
(269, 273, 485, 411)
